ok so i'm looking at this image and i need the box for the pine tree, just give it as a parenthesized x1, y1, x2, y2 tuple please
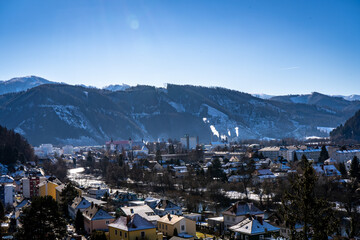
(59, 182, 79, 216)
(318, 145, 329, 164)
(0, 200, 4, 221)
(90, 231, 107, 240)
(16, 196, 67, 240)
(293, 151, 298, 162)
(338, 162, 347, 177)
(75, 209, 84, 234)
(280, 157, 338, 239)
(349, 156, 360, 179)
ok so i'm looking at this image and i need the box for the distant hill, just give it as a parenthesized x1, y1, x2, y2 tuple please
(0, 83, 360, 146)
(330, 110, 360, 143)
(0, 76, 56, 95)
(103, 84, 131, 91)
(269, 92, 360, 114)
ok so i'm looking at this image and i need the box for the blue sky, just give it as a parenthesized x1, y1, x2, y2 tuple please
(0, 0, 359, 95)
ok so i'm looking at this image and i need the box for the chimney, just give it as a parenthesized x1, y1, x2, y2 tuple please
(257, 216, 263, 225)
(167, 214, 172, 221)
(91, 202, 94, 208)
(126, 215, 131, 224)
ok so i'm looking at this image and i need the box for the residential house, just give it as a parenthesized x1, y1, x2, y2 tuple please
(20, 176, 46, 198)
(0, 184, 14, 206)
(154, 199, 182, 216)
(83, 204, 115, 234)
(108, 214, 159, 240)
(313, 165, 341, 177)
(331, 149, 360, 163)
(157, 214, 196, 239)
(253, 169, 276, 183)
(207, 216, 224, 234)
(88, 187, 109, 199)
(38, 177, 62, 201)
(119, 205, 159, 225)
(69, 196, 107, 220)
(229, 216, 280, 240)
(222, 202, 264, 230)
(295, 148, 321, 162)
(0, 175, 15, 206)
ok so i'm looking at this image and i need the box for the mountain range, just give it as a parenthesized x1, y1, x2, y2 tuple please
(0, 76, 360, 146)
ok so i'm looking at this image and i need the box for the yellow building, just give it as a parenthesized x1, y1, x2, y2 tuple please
(38, 178, 62, 201)
(108, 214, 160, 240)
(157, 214, 196, 239)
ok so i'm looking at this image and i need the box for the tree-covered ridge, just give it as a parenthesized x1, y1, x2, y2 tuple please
(331, 110, 360, 143)
(0, 125, 36, 165)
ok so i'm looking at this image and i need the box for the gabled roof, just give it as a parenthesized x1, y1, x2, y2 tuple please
(83, 205, 114, 221)
(158, 214, 184, 225)
(120, 205, 159, 222)
(0, 175, 14, 183)
(222, 202, 264, 216)
(108, 214, 155, 231)
(229, 217, 280, 235)
(71, 196, 91, 210)
(155, 199, 181, 211)
(256, 169, 274, 176)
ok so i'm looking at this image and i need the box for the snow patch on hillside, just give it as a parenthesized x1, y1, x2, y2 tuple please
(203, 104, 227, 119)
(168, 101, 185, 112)
(290, 95, 308, 104)
(40, 105, 88, 129)
(317, 127, 334, 134)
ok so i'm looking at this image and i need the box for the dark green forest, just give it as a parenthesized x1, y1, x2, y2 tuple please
(0, 125, 36, 165)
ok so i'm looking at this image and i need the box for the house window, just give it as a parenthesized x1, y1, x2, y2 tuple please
(125, 232, 127, 238)
(181, 225, 185, 231)
(120, 231, 122, 236)
(259, 235, 264, 240)
(232, 217, 235, 222)
(166, 225, 168, 230)
(106, 221, 109, 224)
(245, 236, 249, 240)
(115, 230, 117, 235)
(141, 231, 145, 238)
(227, 216, 230, 220)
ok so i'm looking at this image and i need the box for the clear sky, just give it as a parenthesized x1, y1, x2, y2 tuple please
(0, 0, 359, 95)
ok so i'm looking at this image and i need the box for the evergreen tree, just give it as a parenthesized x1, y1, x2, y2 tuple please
(59, 182, 79, 216)
(350, 156, 360, 179)
(16, 196, 67, 240)
(0, 200, 3, 239)
(338, 162, 347, 177)
(155, 150, 162, 164)
(75, 209, 84, 234)
(318, 145, 329, 163)
(280, 157, 338, 239)
(90, 231, 107, 240)
(0, 200, 4, 221)
(293, 151, 298, 162)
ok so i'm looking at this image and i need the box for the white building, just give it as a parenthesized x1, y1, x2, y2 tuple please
(331, 149, 360, 163)
(180, 135, 198, 150)
(4, 184, 14, 206)
(62, 145, 74, 155)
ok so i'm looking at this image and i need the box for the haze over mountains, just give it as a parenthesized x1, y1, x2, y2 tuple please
(0, 76, 360, 146)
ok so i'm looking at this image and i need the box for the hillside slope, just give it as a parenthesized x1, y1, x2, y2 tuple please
(0, 84, 358, 146)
